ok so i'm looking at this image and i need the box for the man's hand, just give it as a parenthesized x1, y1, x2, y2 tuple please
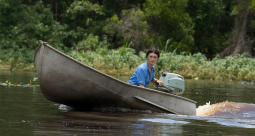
(156, 81, 163, 87)
(152, 78, 163, 87)
(139, 84, 145, 88)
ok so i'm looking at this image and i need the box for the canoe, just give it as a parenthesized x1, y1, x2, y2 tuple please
(34, 41, 197, 115)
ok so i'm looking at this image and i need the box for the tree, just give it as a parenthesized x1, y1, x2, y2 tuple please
(144, 0, 194, 53)
(0, 0, 66, 50)
(221, 0, 255, 57)
(186, 0, 234, 58)
(104, 9, 148, 51)
(61, 0, 107, 47)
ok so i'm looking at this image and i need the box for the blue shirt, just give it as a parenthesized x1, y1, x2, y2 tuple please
(128, 61, 155, 87)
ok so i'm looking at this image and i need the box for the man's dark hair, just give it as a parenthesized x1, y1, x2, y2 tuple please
(146, 48, 160, 58)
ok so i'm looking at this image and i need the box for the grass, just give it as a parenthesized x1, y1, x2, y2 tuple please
(0, 49, 36, 71)
(0, 61, 36, 71)
(66, 47, 255, 81)
(1, 47, 255, 81)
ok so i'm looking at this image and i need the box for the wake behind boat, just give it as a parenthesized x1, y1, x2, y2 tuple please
(34, 41, 196, 115)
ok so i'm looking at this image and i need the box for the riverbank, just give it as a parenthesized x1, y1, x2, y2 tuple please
(0, 62, 36, 71)
(1, 48, 255, 81)
(66, 48, 255, 81)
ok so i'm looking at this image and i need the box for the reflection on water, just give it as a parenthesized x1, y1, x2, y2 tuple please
(140, 118, 189, 124)
(1, 71, 255, 135)
(34, 111, 189, 135)
(33, 104, 255, 135)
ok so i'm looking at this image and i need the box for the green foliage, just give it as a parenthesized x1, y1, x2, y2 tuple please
(0, 0, 254, 79)
(105, 0, 194, 52)
(144, 0, 194, 53)
(120, 36, 133, 56)
(6, 80, 13, 86)
(0, 0, 69, 64)
(186, 0, 235, 58)
(0, 0, 110, 64)
(62, 0, 107, 47)
(158, 38, 173, 53)
(75, 34, 110, 51)
(102, 0, 146, 16)
(252, 0, 255, 10)
(104, 8, 148, 51)
(65, 45, 255, 81)
(67, 45, 144, 75)
(0, 0, 66, 49)
(246, 1, 255, 53)
(67, 1, 104, 16)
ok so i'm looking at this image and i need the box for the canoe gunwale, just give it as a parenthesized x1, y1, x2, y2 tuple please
(34, 40, 197, 104)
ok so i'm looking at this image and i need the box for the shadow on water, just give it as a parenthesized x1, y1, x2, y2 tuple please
(34, 106, 190, 136)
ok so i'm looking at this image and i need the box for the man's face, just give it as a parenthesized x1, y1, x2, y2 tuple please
(147, 53, 158, 66)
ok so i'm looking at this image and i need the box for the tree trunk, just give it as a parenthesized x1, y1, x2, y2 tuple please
(221, 0, 251, 57)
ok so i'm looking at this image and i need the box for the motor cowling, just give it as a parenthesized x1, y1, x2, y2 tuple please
(155, 71, 185, 95)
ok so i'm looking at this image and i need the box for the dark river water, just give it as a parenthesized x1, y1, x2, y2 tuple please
(1, 70, 255, 135)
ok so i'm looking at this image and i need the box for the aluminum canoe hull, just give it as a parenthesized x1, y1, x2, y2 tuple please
(34, 41, 197, 115)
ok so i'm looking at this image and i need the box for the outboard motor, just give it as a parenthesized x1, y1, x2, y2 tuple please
(155, 71, 185, 95)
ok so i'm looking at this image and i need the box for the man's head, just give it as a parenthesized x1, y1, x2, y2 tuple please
(146, 48, 160, 66)
(146, 48, 160, 58)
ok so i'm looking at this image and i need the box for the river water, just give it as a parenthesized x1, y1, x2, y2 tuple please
(1, 70, 255, 135)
